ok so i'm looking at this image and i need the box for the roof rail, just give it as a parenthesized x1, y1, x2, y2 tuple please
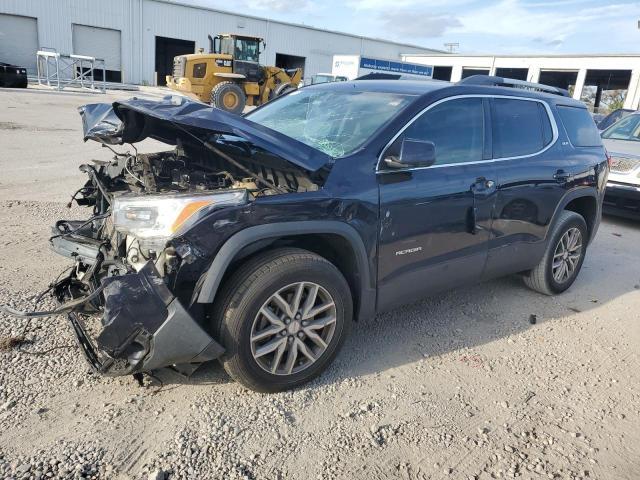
(457, 75, 571, 97)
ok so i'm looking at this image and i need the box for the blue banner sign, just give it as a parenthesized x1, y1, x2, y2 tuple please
(360, 57, 433, 77)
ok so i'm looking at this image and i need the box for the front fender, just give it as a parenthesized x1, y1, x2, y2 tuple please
(195, 221, 376, 321)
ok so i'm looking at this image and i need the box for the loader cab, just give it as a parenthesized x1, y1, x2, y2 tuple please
(212, 34, 265, 83)
(213, 34, 263, 63)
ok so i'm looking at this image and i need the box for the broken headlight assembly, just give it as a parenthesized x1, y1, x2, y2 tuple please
(112, 189, 248, 250)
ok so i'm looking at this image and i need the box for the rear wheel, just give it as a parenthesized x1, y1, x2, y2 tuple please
(211, 248, 352, 392)
(210, 81, 246, 114)
(523, 210, 588, 295)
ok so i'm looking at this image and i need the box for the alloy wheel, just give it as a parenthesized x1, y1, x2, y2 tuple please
(250, 282, 337, 376)
(552, 227, 583, 284)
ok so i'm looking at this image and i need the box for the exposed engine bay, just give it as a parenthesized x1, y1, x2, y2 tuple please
(60, 136, 320, 270)
(84, 141, 318, 199)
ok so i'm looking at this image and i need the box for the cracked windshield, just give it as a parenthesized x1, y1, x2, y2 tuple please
(247, 89, 414, 157)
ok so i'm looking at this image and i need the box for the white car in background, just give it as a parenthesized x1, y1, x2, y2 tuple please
(306, 73, 348, 85)
(601, 112, 640, 218)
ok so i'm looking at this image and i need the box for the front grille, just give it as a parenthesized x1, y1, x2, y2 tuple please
(610, 156, 640, 174)
(172, 56, 186, 78)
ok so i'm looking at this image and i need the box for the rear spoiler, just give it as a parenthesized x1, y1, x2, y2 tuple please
(458, 75, 571, 97)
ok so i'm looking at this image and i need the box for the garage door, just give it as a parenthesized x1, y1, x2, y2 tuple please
(0, 14, 38, 74)
(72, 24, 121, 79)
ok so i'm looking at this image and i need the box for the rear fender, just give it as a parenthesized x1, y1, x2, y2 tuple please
(546, 187, 600, 245)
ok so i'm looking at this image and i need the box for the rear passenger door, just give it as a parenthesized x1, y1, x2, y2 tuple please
(377, 97, 498, 311)
(483, 96, 566, 278)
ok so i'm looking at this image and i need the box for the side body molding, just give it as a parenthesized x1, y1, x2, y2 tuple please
(196, 221, 376, 321)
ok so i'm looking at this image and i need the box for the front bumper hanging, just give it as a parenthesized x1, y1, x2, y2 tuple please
(59, 262, 224, 376)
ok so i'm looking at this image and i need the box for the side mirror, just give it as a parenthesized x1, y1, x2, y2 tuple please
(384, 138, 436, 169)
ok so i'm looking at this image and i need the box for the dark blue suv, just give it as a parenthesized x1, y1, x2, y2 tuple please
(45, 76, 608, 392)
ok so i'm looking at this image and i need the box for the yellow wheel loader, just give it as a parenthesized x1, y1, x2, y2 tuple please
(166, 34, 302, 114)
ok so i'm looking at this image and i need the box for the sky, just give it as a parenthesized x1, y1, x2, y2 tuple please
(183, 0, 640, 54)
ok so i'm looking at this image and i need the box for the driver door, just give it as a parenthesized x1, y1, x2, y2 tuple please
(376, 97, 498, 311)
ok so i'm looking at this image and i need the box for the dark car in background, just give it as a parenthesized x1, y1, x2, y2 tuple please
(0, 62, 28, 88)
(601, 112, 640, 218)
(31, 76, 608, 392)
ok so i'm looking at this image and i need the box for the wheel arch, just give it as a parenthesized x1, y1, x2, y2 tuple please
(548, 187, 600, 245)
(196, 221, 376, 322)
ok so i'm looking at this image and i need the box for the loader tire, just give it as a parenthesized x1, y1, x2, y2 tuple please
(211, 81, 246, 115)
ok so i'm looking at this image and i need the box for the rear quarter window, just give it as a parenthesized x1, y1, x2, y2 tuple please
(557, 105, 602, 147)
(492, 98, 553, 158)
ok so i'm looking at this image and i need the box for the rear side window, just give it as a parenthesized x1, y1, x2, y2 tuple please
(557, 106, 603, 147)
(492, 98, 553, 158)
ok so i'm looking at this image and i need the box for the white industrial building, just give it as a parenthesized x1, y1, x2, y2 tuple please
(402, 53, 640, 111)
(0, 0, 440, 85)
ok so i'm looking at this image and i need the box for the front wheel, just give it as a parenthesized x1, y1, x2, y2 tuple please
(523, 210, 588, 295)
(211, 248, 353, 392)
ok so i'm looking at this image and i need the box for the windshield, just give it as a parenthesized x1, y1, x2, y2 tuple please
(598, 109, 633, 131)
(219, 37, 260, 62)
(601, 114, 640, 142)
(246, 89, 414, 157)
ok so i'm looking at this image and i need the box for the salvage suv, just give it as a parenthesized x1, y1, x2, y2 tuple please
(45, 76, 607, 392)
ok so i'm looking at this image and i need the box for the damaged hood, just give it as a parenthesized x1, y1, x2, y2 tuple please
(79, 96, 333, 174)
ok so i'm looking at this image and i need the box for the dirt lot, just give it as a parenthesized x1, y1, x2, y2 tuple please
(0, 87, 639, 480)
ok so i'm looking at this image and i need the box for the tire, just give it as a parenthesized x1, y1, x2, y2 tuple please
(523, 210, 588, 295)
(210, 81, 246, 114)
(211, 248, 353, 393)
(269, 82, 295, 100)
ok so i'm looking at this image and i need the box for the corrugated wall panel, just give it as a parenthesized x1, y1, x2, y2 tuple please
(141, 1, 271, 85)
(0, 0, 135, 81)
(0, 0, 440, 85)
(72, 24, 122, 70)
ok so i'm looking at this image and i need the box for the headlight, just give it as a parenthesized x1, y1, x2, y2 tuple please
(112, 190, 247, 249)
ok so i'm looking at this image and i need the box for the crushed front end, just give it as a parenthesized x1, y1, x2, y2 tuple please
(49, 96, 325, 376)
(58, 262, 224, 376)
(50, 166, 241, 376)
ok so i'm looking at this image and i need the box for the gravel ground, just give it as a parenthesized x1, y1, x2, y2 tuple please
(0, 87, 639, 480)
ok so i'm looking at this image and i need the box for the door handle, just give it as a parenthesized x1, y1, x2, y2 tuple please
(471, 177, 496, 193)
(554, 169, 571, 183)
(468, 178, 496, 234)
